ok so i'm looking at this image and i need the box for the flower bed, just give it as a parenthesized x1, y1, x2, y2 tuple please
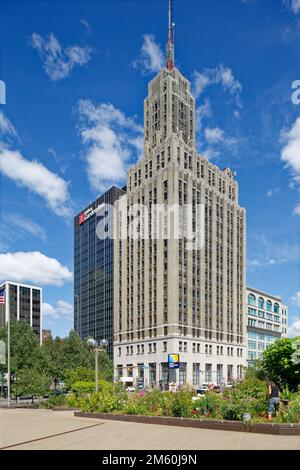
(74, 412, 300, 435)
(41, 378, 300, 425)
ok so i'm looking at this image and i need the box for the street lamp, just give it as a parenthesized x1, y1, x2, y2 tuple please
(87, 338, 108, 393)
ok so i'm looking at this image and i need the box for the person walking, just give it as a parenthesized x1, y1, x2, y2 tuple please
(268, 380, 280, 421)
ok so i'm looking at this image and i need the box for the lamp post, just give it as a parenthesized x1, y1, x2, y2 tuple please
(87, 338, 108, 393)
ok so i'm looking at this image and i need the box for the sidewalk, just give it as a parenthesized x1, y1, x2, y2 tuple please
(1, 409, 299, 450)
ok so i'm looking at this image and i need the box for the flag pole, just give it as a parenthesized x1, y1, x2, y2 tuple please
(7, 283, 10, 408)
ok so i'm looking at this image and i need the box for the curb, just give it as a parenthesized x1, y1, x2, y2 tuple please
(74, 411, 300, 435)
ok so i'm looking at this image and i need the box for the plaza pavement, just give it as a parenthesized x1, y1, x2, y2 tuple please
(0, 408, 299, 450)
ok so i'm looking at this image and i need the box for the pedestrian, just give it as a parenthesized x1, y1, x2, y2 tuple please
(267, 380, 280, 421)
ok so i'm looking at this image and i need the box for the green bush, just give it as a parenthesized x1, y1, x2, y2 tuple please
(193, 392, 222, 418)
(71, 381, 96, 395)
(170, 389, 194, 418)
(221, 402, 244, 421)
(274, 394, 300, 423)
(40, 394, 68, 409)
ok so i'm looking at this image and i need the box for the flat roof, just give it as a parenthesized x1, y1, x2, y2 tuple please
(247, 286, 281, 302)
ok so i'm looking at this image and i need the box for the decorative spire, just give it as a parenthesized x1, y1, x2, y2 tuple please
(166, 0, 175, 70)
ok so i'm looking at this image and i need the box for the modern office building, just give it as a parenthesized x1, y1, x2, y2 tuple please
(246, 286, 288, 366)
(113, 4, 247, 387)
(74, 186, 126, 359)
(0, 281, 42, 343)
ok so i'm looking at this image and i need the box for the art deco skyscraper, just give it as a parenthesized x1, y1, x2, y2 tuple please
(113, 1, 246, 387)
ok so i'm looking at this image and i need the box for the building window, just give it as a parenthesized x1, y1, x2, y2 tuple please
(149, 363, 156, 385)
(248, 293, 256, 306)
(179, 363, 187, 385)
(163, 341, 167, 352)
(266, 300, 272, 312)
(258, 297, 264, 309)
(205, 364, 212, 382)
(193, 363, 200, 385)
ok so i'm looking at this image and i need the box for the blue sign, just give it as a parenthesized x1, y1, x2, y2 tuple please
(168, 353, 180, 369)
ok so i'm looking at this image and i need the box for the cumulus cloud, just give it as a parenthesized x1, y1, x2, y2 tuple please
(192, 64, 243, 112)
(0, 147, 72, 217)
(280, 117, 300, 214)
(0, 111, 17, 137)
(30, 32, 92, 81)
(43, 300, 73, 319)
(0, 251, 72, 286)
(133, 34, 164, 75)
(77, 100, 143, 192)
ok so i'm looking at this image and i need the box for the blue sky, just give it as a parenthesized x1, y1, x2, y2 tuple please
(0, 0, 300, 338)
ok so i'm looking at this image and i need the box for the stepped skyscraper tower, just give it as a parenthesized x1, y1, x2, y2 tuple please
(113, 0, 246, 387)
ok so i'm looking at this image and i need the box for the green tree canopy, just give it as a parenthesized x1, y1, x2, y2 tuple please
(12, 368, 51, 402)
(260, 337, 300, 391)
(0, 320, 49, 375)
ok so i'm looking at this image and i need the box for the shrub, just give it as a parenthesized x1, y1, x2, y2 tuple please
(40, 393, 68, 409)
(274, 394, 300, 423)
(71, 381, 96, 396)
(193, 392, 222, 418)
(221, 402, 244, 421)
(143, 390, 174, 416)
(170, 390, 194, 418)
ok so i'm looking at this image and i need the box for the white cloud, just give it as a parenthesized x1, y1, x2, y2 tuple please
(288, 317, 300, 337)
(0, 111, 17, 137)
(0, 147, 72, 217)
(291, 291, 300, 306)
(0, 251, 72, 286)
(133, 34, 164, 75)
(204, 127, 226, 144)
(2, 214, 47, 243)
(248, 235, 300, 269)
(80, 19, 92, 34)
(192, 64, 242, 111)
(77, 100, 143, 192)
(280, 117, 300, 214)
(43, 300, 73, 319)
(195, 99, 212, 133)
(283, 0, 300, 15)
(201, 126, 242, 160)
(266, 188, 280, 197)
(281, 117, 300, 174)
(30, 32, 92, 81)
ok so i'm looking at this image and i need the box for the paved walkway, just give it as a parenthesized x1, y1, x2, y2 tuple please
(0, 409, 299, 450)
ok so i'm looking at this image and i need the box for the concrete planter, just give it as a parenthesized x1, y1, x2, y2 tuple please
(74, 411, 300, 435)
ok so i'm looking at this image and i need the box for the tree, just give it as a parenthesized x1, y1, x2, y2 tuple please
(260, 337, 300, 391)
(0, 320, 49, 375)
(41, 336, 65, 388)
(12, 368, 51, 403)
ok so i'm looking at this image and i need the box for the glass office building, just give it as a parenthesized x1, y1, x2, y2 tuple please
(74, 186, 126, 359)
(0, 281, 42, 342)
